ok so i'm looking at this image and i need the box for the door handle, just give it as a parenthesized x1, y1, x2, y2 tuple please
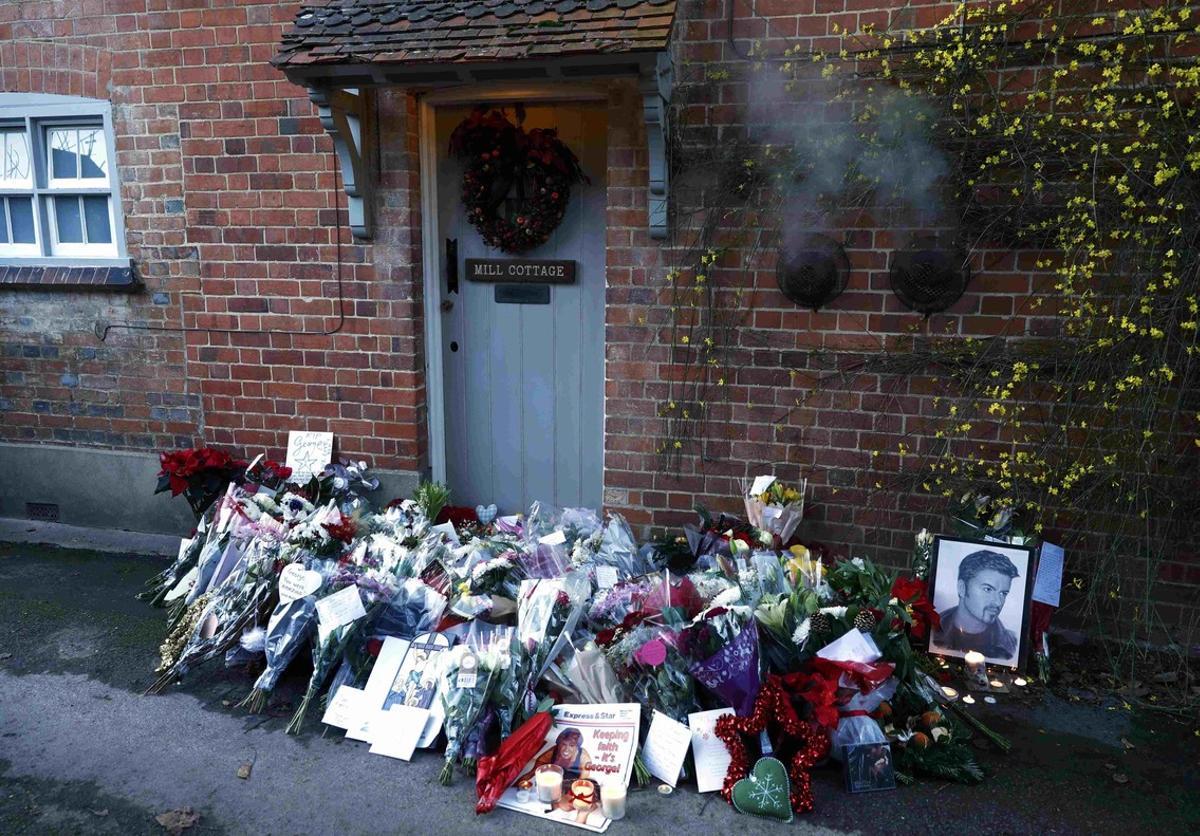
(446, 238, 459, 294)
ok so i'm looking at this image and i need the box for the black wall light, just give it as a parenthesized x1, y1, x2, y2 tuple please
(776, 233, 850, 310)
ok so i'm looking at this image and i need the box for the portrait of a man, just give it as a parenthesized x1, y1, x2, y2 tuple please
(928, 537, 1034, 668)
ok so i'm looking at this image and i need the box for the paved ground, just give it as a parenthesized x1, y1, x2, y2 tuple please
(1, 539, 1197, 835)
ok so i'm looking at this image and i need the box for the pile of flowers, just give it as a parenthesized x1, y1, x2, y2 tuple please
(142, 452, 1009, 818)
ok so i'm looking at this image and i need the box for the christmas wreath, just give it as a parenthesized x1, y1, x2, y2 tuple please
(449, 107, 587, 254)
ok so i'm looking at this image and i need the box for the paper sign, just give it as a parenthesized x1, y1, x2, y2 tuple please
(315, 585, 366, 636)
(641, 710, 692, 788)
(278, 564, 322, 603)
(749, 475, 777, 496)
(539, 529, 567, 546)
(1032, 541, 1064, 607)
(430, 521, 460, 545)
(285, 431, 333, 480)
(205, 540, 243, 593)
(322, 685, 365, 730)
(368, 705, 429, 761)
(689, 708, 734, 793)
(595, 565, 619, 589)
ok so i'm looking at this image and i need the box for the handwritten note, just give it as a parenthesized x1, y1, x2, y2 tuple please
(689, 708, 734, 793)
(641, 710, 692, 787)
(321, 685, 365, 730)
(315, 585, 366, 644)
(1032, 541, 1064, 607)
(285, 431, 333, 481)
(278, 564, 322, 603)
(749, 475, 777, 496)
(595, 565, 619, 589)
(368, 706, 429, 761)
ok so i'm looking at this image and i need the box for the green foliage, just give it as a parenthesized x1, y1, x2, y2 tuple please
(413, 480, 451, 523)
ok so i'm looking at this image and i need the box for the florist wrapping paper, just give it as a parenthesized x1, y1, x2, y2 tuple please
(816, 630, 897, 761)
(689, 619, 761, 716)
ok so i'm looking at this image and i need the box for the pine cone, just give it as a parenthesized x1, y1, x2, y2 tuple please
(809, 611, 832, 636)
(853, 609, 878, 632)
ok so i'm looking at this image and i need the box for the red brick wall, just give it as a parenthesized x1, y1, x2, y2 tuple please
(0, 1, 427, 471)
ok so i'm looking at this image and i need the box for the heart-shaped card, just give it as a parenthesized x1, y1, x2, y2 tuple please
(731, 757, 793, 823)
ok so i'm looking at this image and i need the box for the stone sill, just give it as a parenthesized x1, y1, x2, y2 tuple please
(0, 263, 140, 291)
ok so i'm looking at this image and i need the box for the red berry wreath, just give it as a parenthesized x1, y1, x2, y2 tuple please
(449, 107, 587, 254)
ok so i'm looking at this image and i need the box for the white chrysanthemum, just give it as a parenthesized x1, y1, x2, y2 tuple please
(792, 617, 811, 648)
(820, 606, 848, 619)
(712, 586, 743, 608)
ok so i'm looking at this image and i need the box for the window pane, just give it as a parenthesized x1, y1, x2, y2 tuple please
(1, 130, 31, 185)
(54, 196, 83, 243)
(83, 195, 112, 243)
(0, 199, 7, 243)
(78, 129, 108, 179)
(9, 196, 35, 244)
(50, 128, 79, 179)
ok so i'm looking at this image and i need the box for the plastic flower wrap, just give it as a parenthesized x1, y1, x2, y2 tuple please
(439, 643, 505, 784)
(689, 618, 761, 715)
(239, 595, 318, 713)
(813, 630, 896, 762)
(743, 476, 806, 544)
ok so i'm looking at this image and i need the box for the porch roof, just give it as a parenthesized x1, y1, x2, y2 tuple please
(273, 0, 677, 80)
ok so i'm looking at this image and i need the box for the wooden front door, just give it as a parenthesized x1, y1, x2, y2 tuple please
(434, 101, 606, 513)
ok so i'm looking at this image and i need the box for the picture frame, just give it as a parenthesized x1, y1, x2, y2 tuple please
(926, 535, 1035, 670)
(844, 742, 896, 793)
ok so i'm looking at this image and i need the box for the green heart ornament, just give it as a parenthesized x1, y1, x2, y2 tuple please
(731, 756, 793, 823)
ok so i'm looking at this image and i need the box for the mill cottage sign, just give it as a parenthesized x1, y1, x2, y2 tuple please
(466, 258, 576, 284)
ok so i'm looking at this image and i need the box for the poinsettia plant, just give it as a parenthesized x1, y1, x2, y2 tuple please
(156, 447, 248, 517)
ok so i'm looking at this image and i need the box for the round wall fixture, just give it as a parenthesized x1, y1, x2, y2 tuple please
(776, 233, 850, 310)
(888, 237, 970, 315)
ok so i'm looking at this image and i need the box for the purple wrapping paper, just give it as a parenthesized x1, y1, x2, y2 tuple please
(689, 620, 761, 716)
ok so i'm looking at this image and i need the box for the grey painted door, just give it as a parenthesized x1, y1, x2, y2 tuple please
(436, 102, 605, 514)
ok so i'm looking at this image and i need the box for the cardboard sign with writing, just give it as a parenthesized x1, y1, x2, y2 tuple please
(286, 431, 333, 481)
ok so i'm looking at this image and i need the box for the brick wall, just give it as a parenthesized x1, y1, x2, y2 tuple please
(0, 1, 427, 472)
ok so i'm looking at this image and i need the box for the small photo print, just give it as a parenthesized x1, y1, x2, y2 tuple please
(844, 742, 896, 794)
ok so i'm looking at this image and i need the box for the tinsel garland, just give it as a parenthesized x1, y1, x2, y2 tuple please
(156, 592, 213, 672)
(715, 675, 830, 815)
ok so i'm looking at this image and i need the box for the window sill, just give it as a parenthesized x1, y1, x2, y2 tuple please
(0, 262, 139, 291)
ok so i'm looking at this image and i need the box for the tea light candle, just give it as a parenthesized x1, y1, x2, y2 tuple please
(962, 694, 976, 705)
(535, 765, 564, 803)
(570, 779, 597, 812)
(1014, 677, 1028, 687)
(989, 679, 1005, 689)
(940, 686, 959, 700)
(964, 651, 988, 688)
(601, 782, 627, 820)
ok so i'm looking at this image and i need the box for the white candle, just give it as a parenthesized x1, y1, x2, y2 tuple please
(535, 766, 563, 803)
(964, 651, 988, 687)
(1014, 677, 1028, 687)
(940, 686, 959, 700)
(962, 694, 976, 705)
(601, 783, 627, 820)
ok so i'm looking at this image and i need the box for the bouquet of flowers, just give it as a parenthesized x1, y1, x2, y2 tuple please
(743, 476, 806, 545)
(439, 644, 504, 784)
(156, 447, 249, 517)
(239, 593, 318, 713)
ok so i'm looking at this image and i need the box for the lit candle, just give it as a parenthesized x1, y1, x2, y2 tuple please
(962, 694, 976, 705)
(940, 686, 959, 700)
(535, 765, 564, 803)
(1014, 677, 1027, 687)
(570, 779, 597, 813)
(601, 782, 627, 820)
(964, 651, 988, 688)
(989, 679, 1005, 689)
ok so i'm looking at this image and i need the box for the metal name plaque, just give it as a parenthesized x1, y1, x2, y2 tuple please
(466, 258, 576, 284)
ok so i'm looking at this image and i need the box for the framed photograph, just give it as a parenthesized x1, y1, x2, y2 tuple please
(927, 535, 1035, 669)
(844, 742, 896, 793)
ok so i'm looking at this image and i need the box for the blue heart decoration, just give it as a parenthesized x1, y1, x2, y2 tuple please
(475, 504, 498, 525)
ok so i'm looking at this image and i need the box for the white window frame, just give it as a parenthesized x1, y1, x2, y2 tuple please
(0, 93, 128, 266)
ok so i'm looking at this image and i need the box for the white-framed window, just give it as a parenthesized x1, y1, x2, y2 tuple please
(0, 94, 126, 264)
